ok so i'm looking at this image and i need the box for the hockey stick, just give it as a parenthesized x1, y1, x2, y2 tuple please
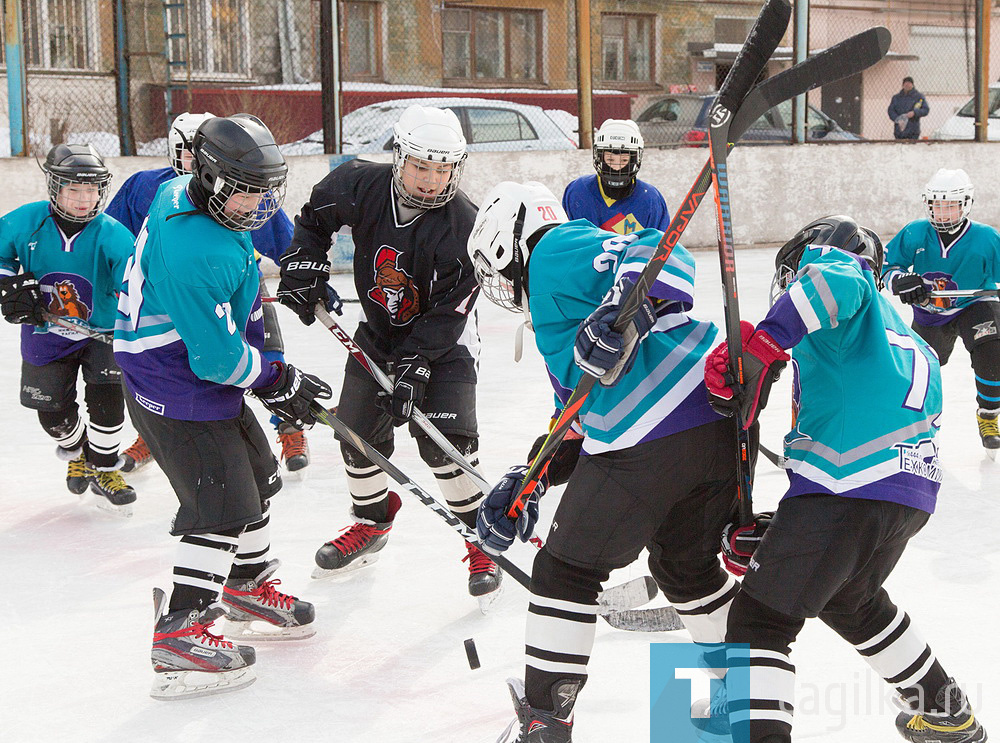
(42, 312, 113, 345)
(928, 289, 1000, 299)
(309, 403, 677, 627)
(759, 443, 788, 468)
(508, 0, 794, 518)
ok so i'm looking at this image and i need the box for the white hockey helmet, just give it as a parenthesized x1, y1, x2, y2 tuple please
(468, 181, 567, 312)
(593, 119, 643, 190)
(168, 112, 216, 175)
(392, 105, 468, 209)
(922, 168, 974, 234)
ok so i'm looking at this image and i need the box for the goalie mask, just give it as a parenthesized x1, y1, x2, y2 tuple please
(593, 119, 643, 195)
(772, 215, 884, 304)
(468, 181, 567, 312)
(922, 168, 973, 234)
(169, 111, 216, 175)
(43, 143, 112, 223)
(392, 105, 468, 209)
(191, 114, 287, 232)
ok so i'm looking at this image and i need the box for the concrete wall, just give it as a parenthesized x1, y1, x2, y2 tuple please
(0, 141, 993, 249)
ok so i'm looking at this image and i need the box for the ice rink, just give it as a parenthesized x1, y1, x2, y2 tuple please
(1, 249, 995, 742)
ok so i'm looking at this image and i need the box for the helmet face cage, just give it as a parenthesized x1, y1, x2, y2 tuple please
(205, 176, 286, 232)
(592, 145, 642, 188)
(168, 113, 216, 175)
(472, 251, 521, 312)
(46, 171, 112, 223)
(392, 148, 467, 209)
(922, 169, 973, 234)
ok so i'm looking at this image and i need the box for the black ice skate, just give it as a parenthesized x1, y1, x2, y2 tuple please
(65, 452, 89, 495)
(222, 559, 316, 641)
(150, 587, 257, 701)
(277, 422, 309, 473)
(121, 435, 153, 473)
(976, 409, 1000, 460)
(312, 491, 402, 578)
(895, 679, 987, 743)
(463, 540, 503, 613)
(497, 677, 581, 743)
(87, 466, 137, 517)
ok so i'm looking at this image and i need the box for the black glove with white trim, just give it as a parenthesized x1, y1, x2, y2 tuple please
(253, 362, 332, 428)
(379, 353, 431, 425)
(891, 272, 930, 306)
(0, 273, 46, 325)
(277, 247, 336, 325)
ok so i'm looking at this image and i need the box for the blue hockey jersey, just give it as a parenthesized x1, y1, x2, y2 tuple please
(0, 201, 134, 365)
(562, 176, 670, 235)
(113, 176, 278, 421)
(529, 221, 722, 454)
(759, 246, 943, 513)
(884, 219, 1000, 327)
(106, 166, 294, 264)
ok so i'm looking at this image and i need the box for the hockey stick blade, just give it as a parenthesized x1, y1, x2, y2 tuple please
(598, 575, 657, 612)
(602, 606, 686, 633)
(759, 443, 788, 468)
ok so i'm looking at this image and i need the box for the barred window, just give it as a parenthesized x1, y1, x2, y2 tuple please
(601, 13, 654, 84)
(187, 0, 252, 78)
(341, 1, 382, 80)
(442, 6, 541, 83)
(24, 0, 101, 71)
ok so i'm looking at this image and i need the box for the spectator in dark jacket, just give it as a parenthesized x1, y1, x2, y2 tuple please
(888, 76, 929, 140)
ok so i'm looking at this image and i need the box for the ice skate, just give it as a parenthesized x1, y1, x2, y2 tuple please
(150, 587, 257, 701)
(222, 559, 316, 641)
(277, 422, 309, 473)
(121, 435, 153, 473)
(690, 682, 730, 738)
(312, 491, 402, 578)
(497, 677, 580, 743)
(895, 680, 987, 743)
(88, 467, 136, 517)
(976, 409, 1000, 460)
(463, 541, 503, 613)
(65, 452, 89, 495)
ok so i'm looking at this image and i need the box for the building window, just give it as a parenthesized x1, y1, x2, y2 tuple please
(602, 13, 654, 84)
(24, 0, 101, 71)
(186, 0, 252, 78)
(443, 6, 541, 83)
(342, 1, 382, 80)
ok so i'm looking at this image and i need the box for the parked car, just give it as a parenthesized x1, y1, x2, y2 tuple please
(280, 97, 577, 155)
(636, 93, 863, 147)
(931, 84, 1000, 140)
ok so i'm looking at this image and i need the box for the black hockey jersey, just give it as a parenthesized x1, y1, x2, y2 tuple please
(291, 159, 480, 380)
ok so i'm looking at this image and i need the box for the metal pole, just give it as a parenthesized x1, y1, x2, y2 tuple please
(4, 0, 28, 156)
(975, 0, 990, 143)
(113, 0, 136, 155)
(320, 0, 342, 154)
(791, 0, 808, 144)
(576, 0, 593, 149)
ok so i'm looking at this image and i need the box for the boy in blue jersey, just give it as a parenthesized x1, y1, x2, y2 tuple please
(469, 181, 746, 742)
(114, 114, 331, 700)
(704, 216, 985, 743)
(0, 143, 137, 514)
(106, 112, 311, 473)
(561, 119, 670, 235)
(884, 168, 1000, 457)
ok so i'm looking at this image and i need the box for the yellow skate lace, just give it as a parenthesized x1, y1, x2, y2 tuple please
(906, 712, 976, 733)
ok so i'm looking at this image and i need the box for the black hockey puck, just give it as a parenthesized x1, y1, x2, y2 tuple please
(464, 638, 481, 670)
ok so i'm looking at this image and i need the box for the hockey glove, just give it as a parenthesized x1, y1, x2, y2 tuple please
(721, 511, 774, 576)
(0, 273, 46, 326)
(277, 247, 337, 325)
(477, 464, 545, 555)
(378, 353, 431, 425)
(704, 321, 789, 429)
(574, 277, 657, 387)
(891, 272, 930, 306)
(526, 430, 583, 487)
(253, 362, 333, 428)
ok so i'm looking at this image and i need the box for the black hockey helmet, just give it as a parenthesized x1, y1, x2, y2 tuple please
(190, 113, 287, 231)
(42, 143, 112, 223)
(772, 215, 884, 302)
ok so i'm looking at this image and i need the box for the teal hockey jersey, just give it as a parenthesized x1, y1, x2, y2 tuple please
(529, 220, 722, 454)
(0, 201, 134, 365)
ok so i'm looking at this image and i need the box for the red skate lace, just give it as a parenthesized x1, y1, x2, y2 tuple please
(327, 521, 389, 555)
(462, 542, 497, 575)
(277, 429, 307, 461)
(154, 620, 235, 649)
(124, 436, 152, 463)
(254, 579, 295, 609)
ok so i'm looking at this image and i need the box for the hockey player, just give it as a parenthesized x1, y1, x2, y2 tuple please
(0, 143, 137, 514)
(114, 114, 330, 699)
(106, 112, 312, 473)
(469, 181, 746, 742)
(884, 168, 1000, 457)
(561, 119, 670, 234)
(277, 104, 499, 600)
(703, 216, 986, 743)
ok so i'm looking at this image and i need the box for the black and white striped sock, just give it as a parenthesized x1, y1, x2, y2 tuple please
(169, 530, 240, 612)
(671, 573, 740, 643)
(230, 512, 271, 581)
(726, 646, 796, 734)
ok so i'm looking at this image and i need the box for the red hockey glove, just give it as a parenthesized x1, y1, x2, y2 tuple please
(721, 511, 774, 576)
(704, 321, 789, 429)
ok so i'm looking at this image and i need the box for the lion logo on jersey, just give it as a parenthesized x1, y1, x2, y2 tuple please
(48, 280, 90, 321)
(368, 246, 420, 325)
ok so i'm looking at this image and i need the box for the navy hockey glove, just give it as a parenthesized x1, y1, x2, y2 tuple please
(0, 273, 46, 326)
(526, 430, 583, 487)
(891, 272, 930, 306)
(477, 464, 545, 555)
(574, 277, 657, 387)
(704, 321, 789, 429)
(721, 511, 774, 576)
(277, 247, 339, 325)
(378, 353, 430, 425)
(253, 362, 333, 428)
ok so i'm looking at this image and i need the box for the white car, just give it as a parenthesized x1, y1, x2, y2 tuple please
(931, 84, 1000, 140)
(281, 96, 577, 155)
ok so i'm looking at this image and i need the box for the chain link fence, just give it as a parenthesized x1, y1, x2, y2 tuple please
(0, 1, 997, 159)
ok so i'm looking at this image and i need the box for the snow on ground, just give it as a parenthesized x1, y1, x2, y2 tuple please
(1, 251, 996, 742)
